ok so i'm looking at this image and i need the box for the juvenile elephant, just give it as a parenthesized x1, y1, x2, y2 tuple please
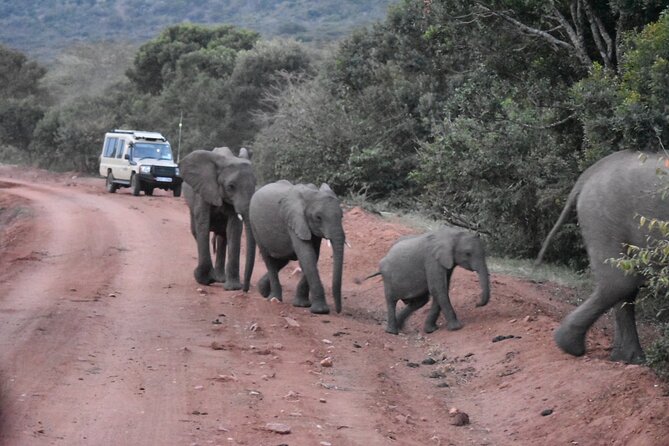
(537, 150, 669, 363)
(249, 180, 345, 314)
(180, 147, 256, 290)
(371, 226, 490, 334)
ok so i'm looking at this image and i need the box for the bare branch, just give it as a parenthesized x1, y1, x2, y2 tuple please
(475, 3, 573, 50)
(581, 0, 614, 68)
(549, 5, 592, 67)
(475, 2, 593, 69)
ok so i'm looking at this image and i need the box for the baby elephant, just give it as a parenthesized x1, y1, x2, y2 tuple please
(373, 226, 491, 334)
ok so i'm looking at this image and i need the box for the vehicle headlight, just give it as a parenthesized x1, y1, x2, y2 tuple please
(175, 167, 180, 176)
(139, 165, 151, 174)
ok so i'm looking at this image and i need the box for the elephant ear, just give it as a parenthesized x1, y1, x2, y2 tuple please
(319, 183, 337, 198)
(428, 228, 458, 270)
(212, 146, 233, 156)
(279, 187, 311, 241)
(179, 150, 224, 206)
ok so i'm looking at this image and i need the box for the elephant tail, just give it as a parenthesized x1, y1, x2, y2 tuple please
(211, 233, 217, 254)
(535, 175, 586, 266)
(354, 271, 382, 285)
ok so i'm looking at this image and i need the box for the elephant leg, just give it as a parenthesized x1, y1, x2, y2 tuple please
(213, 234, 227, 283)
(258, 273, 271, 298)
(293, 239, 321, 309)
(293, 274, 311, 308)
(427, 266, 462, 331)
(424, 297, 441, 333)
(611, 292, 644, 363)
(554, 274, 639, 358)
(397, 293, 429, 331)
(294, 238, 329, 314)
(193, 208, 215, 285)
(260, 250, 288, 301)
(223, 218, 243, 290)
(384, 281, 400, 335)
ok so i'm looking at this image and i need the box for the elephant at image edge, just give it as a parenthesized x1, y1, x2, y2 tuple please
(536, 150, 669, 363)
(370, 226, 490, 334)
(180, 147, 256, 290)
(250, 180, 345, 314)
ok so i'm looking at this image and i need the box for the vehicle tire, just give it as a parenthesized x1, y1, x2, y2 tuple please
(106, 172, 118, 193)
(173, 183, 182, 197)
(145, 186, 154, 196)
(130, 173, 141, 196)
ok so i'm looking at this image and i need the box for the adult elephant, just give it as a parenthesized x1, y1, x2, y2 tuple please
(180, 147, 256, 291)
(536, 150, 669, 363)
(250, 180, 345, 314)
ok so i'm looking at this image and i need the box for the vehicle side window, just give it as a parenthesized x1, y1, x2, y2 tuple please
(103, 138, 114, 157)
(116, 140, 126, 159)
(108, 137, 118, 158)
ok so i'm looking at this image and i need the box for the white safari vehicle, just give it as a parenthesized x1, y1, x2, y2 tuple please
(99, 129, 182, 196)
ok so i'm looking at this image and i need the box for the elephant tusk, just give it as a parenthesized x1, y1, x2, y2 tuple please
(345, 240, 352, 248)
(237, 213, 243, 221)
(327, 239, 332, 249)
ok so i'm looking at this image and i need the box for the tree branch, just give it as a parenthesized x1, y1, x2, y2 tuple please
(475, 2, 593, 69)
(581, 0, 614, 69)
(549, 5, 592, 67)
(475, 3, 573, 50)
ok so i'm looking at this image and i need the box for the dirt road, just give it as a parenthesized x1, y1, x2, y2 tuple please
(0, 166, 668, 445)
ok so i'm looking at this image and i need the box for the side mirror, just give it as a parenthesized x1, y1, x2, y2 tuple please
(124, 154, 130, 160)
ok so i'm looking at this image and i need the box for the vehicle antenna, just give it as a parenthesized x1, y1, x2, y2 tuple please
(177, 111, 183, 163)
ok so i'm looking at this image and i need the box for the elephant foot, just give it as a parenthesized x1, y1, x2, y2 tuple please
(258, 275, 271, 298)
(610, 347, 645, 364)
(309, 302, 330, 314)
(223, 279, 242, 291)
(554, 324, 586, 357)
(385, 325, 399, 335)
(424, 322, 438, 333)
(194, 267, 215, 286)
(292, 296, 311, 308)
(446, 320, 463, 331)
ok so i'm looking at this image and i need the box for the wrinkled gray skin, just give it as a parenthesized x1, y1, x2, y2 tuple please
(180, 147, 256, 291)
(374, 226, 490, 334)
(536, 150, 669, 363)
(249, 180, 345, 314)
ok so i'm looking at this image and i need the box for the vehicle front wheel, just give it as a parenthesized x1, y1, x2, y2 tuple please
(130, 173, 141, 196)
(145, 186, 154, 196)
(106, 172, 118, 193)
(173, 183, 182, 197)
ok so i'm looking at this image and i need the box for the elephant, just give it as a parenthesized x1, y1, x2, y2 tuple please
(249, 180, 345, 314)
(536, 150, 669, 363)
(368, 226, 491, 335)
(180, 147, 256, 290)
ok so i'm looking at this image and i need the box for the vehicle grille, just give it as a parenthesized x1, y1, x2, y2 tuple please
(152, 166, 177, 177)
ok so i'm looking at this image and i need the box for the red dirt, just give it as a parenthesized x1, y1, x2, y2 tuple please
(0, 164, 668, 446)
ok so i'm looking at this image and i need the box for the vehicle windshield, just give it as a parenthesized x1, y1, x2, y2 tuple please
(132, 142, 173, 161)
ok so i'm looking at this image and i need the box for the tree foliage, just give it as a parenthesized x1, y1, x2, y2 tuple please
(0, 45, 48, 161)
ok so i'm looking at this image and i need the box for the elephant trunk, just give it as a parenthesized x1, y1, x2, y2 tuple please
(331, 235, 345, 313)
(476, 264, 491, 307)
(243, 218, 255, 292)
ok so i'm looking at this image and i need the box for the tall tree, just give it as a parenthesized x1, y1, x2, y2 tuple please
(0, 45, 48, 160)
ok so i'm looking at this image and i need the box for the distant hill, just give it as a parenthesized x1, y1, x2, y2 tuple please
(0, 0, 396, 61)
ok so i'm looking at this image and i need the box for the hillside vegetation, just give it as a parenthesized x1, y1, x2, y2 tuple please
(2, 0, 669, 372)
(0, 0, 394, 60)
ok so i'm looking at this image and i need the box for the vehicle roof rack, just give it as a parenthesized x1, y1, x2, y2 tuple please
(111, 129, 166, 142)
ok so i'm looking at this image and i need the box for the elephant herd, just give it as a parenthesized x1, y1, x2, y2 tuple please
(180, 147, 669, 364)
